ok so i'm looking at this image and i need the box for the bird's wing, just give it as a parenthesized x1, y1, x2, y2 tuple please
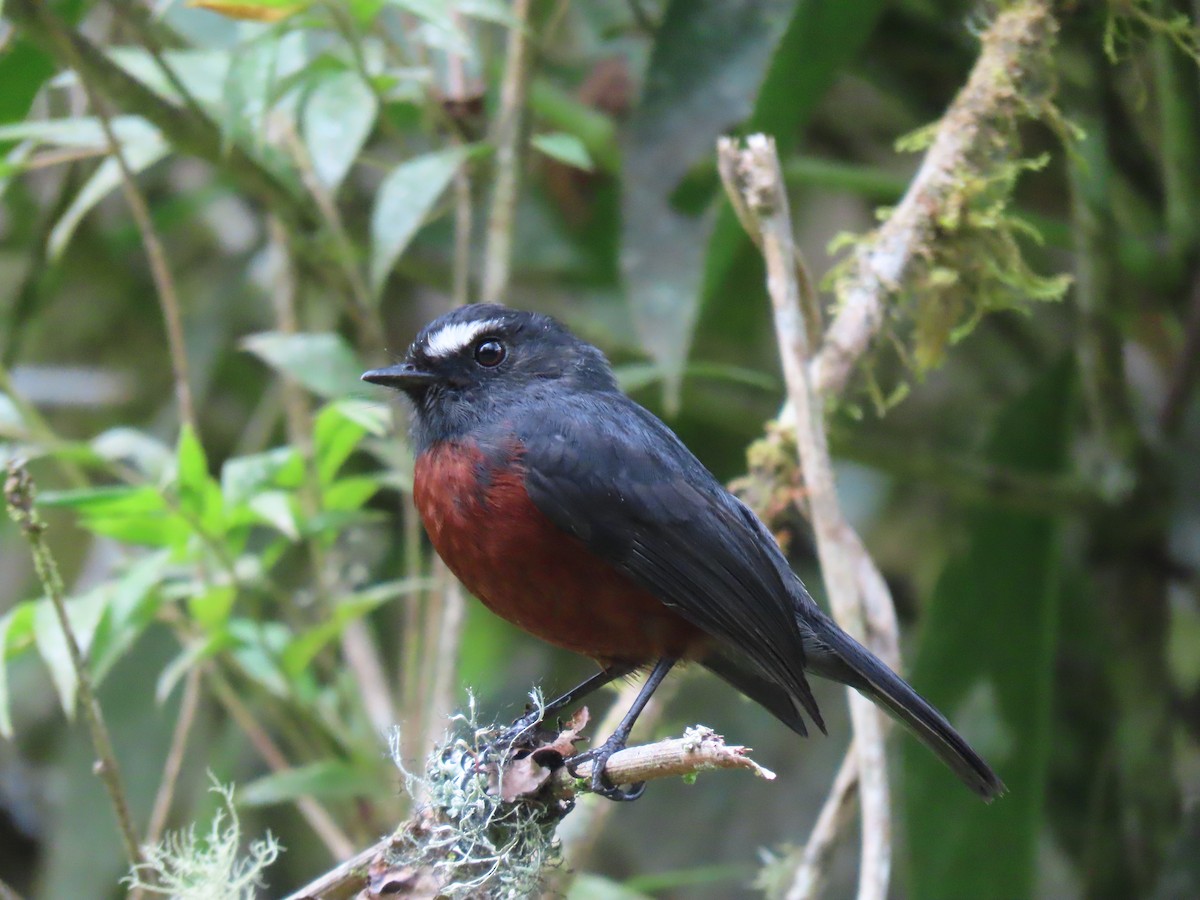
(516, 393, 825, 733)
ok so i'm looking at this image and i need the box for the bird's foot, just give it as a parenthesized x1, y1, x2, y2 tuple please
(566, 739, 646, 802)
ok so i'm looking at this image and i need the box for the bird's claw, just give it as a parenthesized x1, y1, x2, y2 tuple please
(565, 742, 647, 802)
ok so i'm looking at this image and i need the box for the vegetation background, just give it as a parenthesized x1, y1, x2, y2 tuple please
(0, 0, 1198, 898)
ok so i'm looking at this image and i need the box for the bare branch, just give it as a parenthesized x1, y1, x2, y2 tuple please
(718, 134, 893, 900)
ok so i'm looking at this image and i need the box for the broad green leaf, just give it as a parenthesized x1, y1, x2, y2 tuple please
(369, 145, 469, 293)
(322, 476, 380, 513)
(220, 27, 307, 179)
(91, 428, 172, 480)
(108, 48, 232, 109)
(303, 68, 378, 189)
(89, 553, 171, 683)
(0, 115, 158, 150)
(0, 603, 37, 738)
(698, 1, 885, 351)
(904, 361, 1074, 899)
(621, 0, 800, 409)
(239, 760, 377, 806)
(531, 132, 594, 172)
(242, 331, 365, 399)
(0, 391, 24, 439)
(221, 446, 304, 507)
(566, 875, 655, 900)
(280, 583, 421, 676)
(48, 129, 169, 258)
(176, 424, 211, 519)
(187, 585, 237, 631)
(384, 0, 471, 55)
(314, 400, 380, 484)
(33, 590, 109, 719)
(39, 486, 191, 547)
(157, 632, 232, 703)
(229, 619, 292, 697)
(248, 491, 300, 540)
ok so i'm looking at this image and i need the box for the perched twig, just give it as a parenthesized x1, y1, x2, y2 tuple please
(718, 135, 894, 900)
(554, 672, 681, 879)
(552, 725, 775, 793)
(809, 0, 1059, 398)
(280, 726, 770, 900)
(4, 461, 144, 869)
(481, 0, 534, 304)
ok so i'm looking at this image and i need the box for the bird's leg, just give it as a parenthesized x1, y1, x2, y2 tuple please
(567, 657, 676, 802)
(504, 662, 637, 745)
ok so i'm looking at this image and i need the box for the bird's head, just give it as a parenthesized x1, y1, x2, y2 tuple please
(362, 304, 618, 445)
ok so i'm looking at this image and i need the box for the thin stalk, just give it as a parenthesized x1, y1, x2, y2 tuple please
(4, 462, 143, 868)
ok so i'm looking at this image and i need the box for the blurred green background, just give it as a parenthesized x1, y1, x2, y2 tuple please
(1, 1, 1199, 898)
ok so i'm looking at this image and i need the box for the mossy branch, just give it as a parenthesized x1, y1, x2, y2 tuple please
(811, 0, 1065, 398)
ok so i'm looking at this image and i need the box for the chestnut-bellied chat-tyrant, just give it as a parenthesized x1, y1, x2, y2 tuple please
(363, 304, 1004, 802)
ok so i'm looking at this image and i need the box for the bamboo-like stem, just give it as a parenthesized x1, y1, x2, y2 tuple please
(4, 462, 144, 868)
(142, 666, 203, 849)
(718, 134, 893, 900)
(480, 0, 533, 304)
(785, 745, 860, 900)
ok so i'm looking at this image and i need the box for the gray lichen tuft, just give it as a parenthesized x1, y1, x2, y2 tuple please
(380, 695, 570, 898)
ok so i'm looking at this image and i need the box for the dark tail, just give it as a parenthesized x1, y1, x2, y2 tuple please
(806, 621, 1006, 801)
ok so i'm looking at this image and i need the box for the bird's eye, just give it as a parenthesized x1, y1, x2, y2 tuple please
(474, 339, 505, 368)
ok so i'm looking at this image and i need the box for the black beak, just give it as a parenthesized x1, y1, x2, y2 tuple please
(361, 362, 438, 392)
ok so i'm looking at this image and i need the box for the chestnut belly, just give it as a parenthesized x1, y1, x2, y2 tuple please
(413, 442, 706, 664)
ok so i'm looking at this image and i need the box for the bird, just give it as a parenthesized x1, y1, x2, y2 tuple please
(363, 303, 1004, 803)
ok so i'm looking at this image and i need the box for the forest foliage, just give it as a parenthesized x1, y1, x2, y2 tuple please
(1, 1, 1199, 898)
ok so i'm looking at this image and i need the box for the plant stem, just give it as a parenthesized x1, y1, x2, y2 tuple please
(481, 0, 533, 304)
(4, 461, 144, 868)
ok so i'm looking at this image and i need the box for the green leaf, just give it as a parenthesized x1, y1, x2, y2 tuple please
(0, 603, 37, 738)
(313, 400, 381, 484)
(48, 128, 169, 259)
(566, 874, 655, 900)
(91, 428, 173, 480)
(221, 446, 305, 508)
(281, 580, 425, 676)
(176, 424, 211, 519)
(369, 145, 469, 293)
(108, 48, 232, 109)
(322, 476, 380, 513)
(621, 0, 800, 410)
(33, 590, 108, 719)
(0, 115, 158, 150)
(39, 486, 190, 547)
(220, 27, 308, 176)
(89, 553, 171, 683)
(303, 68, 378, 189)
(904, 361, 1075, 899)
(247, 491, 300, 540)
(187, 585, 237, 631)
(242, 331, 365, 399)
(531, 132, 594, 172)
(239, 760, 378, 807)
(157, 632, 231, 703)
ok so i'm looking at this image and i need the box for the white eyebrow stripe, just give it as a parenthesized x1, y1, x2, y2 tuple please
(423, 318, 505, 358)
